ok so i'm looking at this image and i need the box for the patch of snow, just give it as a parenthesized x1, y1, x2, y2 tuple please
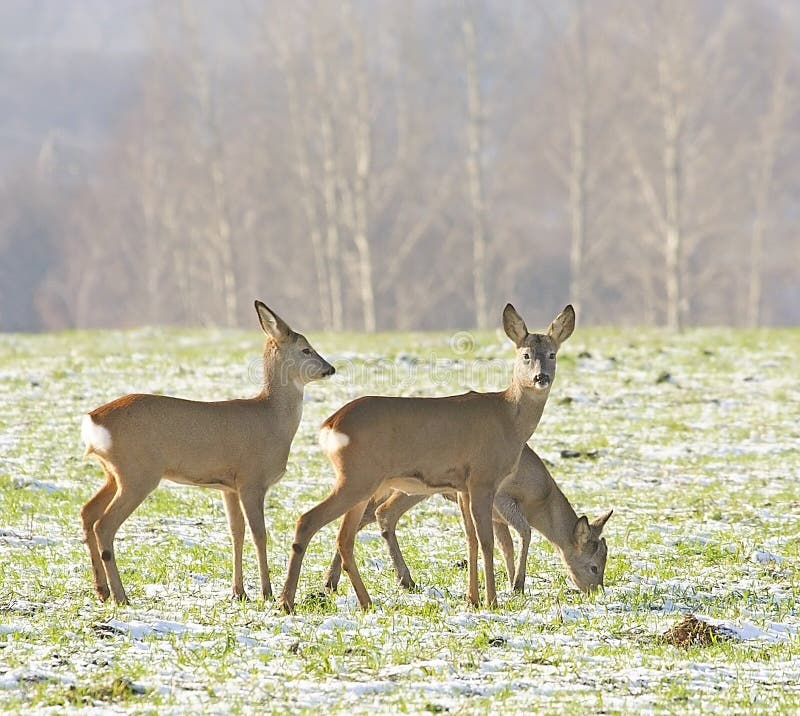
(750, 549, 784, 564)
(317, 617, 359, 632)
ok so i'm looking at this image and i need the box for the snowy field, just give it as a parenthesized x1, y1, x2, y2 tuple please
(1, 325, 798, 713)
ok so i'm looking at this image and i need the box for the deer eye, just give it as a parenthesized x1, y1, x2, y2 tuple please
(522, 352, 530, 361)
(302, 348, 312, 355)
(591, 566, 598, 574)
(549, 352, 556, 359)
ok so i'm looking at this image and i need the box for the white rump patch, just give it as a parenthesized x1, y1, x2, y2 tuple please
(319, 427, 350, 453)
(81, 414, 112, 453)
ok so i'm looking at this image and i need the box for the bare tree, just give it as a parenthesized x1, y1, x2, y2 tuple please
(344, 0, 376, 332)
(180, 0, 238, 327)
(619, 0, 745, 329)
(271, 12, 332, 327)
(460, 0, 490, 329)
(3, 0, 800, 332)
(746, 14, 794, 327)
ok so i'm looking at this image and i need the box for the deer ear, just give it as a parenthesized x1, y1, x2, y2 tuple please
(503, 304, 529, 346)
(547, 305, 575, 350)
(591, 509, 613, 533)
(255, 300, 292, 342)
(573, 515, 592, 546)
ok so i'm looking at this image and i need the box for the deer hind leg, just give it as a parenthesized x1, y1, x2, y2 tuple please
(238, 484, 271, 600)
(222, 491, 247, 600)
(493, 520, 516, 590)
(376, 491, 428, 590)
(336, 499, 372, 610)
(80, 467, 117, 601)
(279, 481, 374, 614)
(92, 469, 159, 605)
(457, 492, 480, 607)
(324, 496, 379, 592)
(469, 484, 498, 607)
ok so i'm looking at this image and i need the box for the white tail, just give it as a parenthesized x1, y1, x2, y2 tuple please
(81, 414, 112, 454)
(80, 300, 334, 605)
(278, 303, 575, 612)
(323, 445, 613, 595)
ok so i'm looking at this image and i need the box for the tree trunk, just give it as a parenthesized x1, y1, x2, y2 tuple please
(347, 1, 376, 332)
(275, 34, 331, 327)
(311, 26, 345, 330)
(659, 56, 685, 331)
(747, 37, 788, 328)
(567, 0, 589, 316)
(462, 5, 489, 330)
(181, 0, 238, 327)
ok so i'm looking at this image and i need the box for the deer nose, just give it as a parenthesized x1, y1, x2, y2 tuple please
(533, 373, 550, 387)
(325, 365, 336, 377)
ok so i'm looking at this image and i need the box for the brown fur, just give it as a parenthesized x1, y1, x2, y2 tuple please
(323, 445, 612, 594)
(278, 304, 575, 612)
(80, 301, 334, 605)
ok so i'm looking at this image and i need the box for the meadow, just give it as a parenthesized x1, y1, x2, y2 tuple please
(0, 323, 798, 713)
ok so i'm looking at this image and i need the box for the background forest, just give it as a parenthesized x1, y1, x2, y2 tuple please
(1, 0, 798, 332)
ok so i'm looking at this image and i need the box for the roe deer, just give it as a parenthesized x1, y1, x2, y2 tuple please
(278, 303, 574, 612)
(323, 445, 612, 595)
(80, 301, 334, 604)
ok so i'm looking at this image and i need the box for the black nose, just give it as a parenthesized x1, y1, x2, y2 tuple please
(326, 366, 336, 377)
(534, 373, 550, 386)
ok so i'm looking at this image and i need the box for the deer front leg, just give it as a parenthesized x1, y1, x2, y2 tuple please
(457, 492, 480, 607)
(493, 496, 531, 593)
(493, 520, 516, 590)
(376, 492, 428, 590)
(512, 523, 531, 594)
(239, 484, 271, 600)
(222, 491, 247, 600)
(469, 485, 498, 607)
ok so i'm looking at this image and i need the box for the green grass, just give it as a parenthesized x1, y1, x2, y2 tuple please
(0, 326, 799, 713)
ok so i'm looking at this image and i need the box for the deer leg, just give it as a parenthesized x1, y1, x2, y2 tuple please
(457, 492, 480, 607)
(376, 492, 428, 590)
(469, 485, 498, 607)
(222, 491, 247, 600)
(324, 497, 378, 592)
(80, 469, 117, 601)
(337, 499, 372, 610)
(513, 524, 532, 594)
(493, 496, 531, 593)
(93, 478, 158, 605)
(324, 551, 344, 593)
(493, 520, 516, 590)
(239, 484, 271, 600)
(279, 484, 370, 614)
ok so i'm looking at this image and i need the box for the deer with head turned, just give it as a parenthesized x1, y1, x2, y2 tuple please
(278, 303, 574, 612)
(323, 445, 613, 595)
(80, 301, 334, 605)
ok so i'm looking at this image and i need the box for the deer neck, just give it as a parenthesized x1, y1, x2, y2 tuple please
(503, 382, 550, 444)
(257, 348, 305, 430)
(526, 481, 579, 554)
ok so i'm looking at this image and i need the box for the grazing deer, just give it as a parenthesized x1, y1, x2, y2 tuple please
(323, 445, 612, 595)
(278, 303, 574, 612)
(80, 301, 334, 605)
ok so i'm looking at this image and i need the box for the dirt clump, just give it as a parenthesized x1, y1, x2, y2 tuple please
(661, 614, 731, 647)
